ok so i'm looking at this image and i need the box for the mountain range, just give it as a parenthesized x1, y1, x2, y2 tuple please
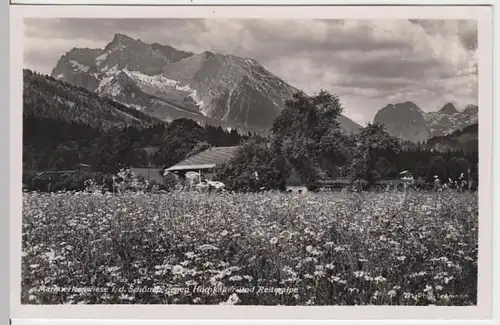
(51, 33, 361, 135)
(48, 33, 477, 143)
(373, 101, 478, 143)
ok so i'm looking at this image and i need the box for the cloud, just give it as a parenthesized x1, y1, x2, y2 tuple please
(23, 18, 478, 125)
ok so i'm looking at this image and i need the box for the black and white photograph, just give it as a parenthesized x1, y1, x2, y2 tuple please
(13, 5, 493, 313)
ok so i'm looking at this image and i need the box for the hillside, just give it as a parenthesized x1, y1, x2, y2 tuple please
(24, 69, 163, 130)
(51, 33, 361, 135)
(426, 123, 478, 153)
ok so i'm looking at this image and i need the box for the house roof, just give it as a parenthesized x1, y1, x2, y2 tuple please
(166, 146, 240, 171)
(130, 168, 164, 182)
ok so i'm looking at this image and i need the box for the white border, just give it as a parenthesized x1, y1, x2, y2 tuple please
(10, 4, 495, 321)
(7, 0, 498, 6)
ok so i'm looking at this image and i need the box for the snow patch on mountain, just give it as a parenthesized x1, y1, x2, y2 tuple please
(423, 108, 478, 137)
(119, 68, 207, 112)
(97, 76, 122, 96)
(124, 103, 146, 111)
(124, 68, 179, 88)
(101, 64, 120, 76)
(69, 60, 90, 73)
(95, 53, 108, 66)
(188, 89, 206, 114)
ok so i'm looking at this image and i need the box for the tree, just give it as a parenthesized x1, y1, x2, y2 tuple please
(448, 157, 471, 183)
(131, 148, 150, 167)
(156, 118, 207, 167)
(426, 156, 448, 183)
(271, 90, 344, 189)
(89, 128, 134, 173)
(52, 143, 80, 170)
(214, 138, 290, 192)
(413, 161, 427, 179)
(374, 156, 398, 179)
(318, 129, 357, 177)
(272, 90, 343, 142)
(186, 141, 211, 158)
(350, 123, 401, 185)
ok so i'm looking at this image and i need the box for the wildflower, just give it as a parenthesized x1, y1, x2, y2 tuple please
(387, 290, 397, 298)
(325, 263, 335, 270)
(334, 246, 346, 252)
(106, 266, 121, 273)
(353, 271, 365, 278)
(324, 241, 334, 248)
(198, 244, 219, 251)
(229, 275, 243, 282)
(314, 270, 326, 277)
(269, 237, 278, 245)
(220, 293, 240, 305)
(171, 265, 184, 275)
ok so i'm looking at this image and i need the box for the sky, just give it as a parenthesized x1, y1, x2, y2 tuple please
(23, 18, 478, 125)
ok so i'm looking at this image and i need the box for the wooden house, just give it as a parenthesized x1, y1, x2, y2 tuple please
(164, 146, 240, 181)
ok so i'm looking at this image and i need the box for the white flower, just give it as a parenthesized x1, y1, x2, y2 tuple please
(220, 293, 240, 305)
(171, 265, 184, 275)
(198, 244, 219, 251)
(334, 246, 346, 252)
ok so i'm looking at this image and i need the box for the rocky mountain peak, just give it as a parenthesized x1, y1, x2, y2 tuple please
(439, 102, 459, 115)
(463, 104, 478, 115)
(374, 99, 478, 143)
(373, 101, 430, 143)
(107, 33, 138, 49)
(50, 33, 362, 135)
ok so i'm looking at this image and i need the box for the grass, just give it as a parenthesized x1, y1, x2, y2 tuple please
(21, 190, 478, 305)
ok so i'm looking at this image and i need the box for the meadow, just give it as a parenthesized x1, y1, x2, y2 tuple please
(21, 190, 478, 305)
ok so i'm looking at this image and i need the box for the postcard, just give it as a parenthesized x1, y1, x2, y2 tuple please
(9, 3, 494, 320)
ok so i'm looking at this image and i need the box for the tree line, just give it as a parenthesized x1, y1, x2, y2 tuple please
(214, 91, 478, 192)
(23, 71, 478, 193)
